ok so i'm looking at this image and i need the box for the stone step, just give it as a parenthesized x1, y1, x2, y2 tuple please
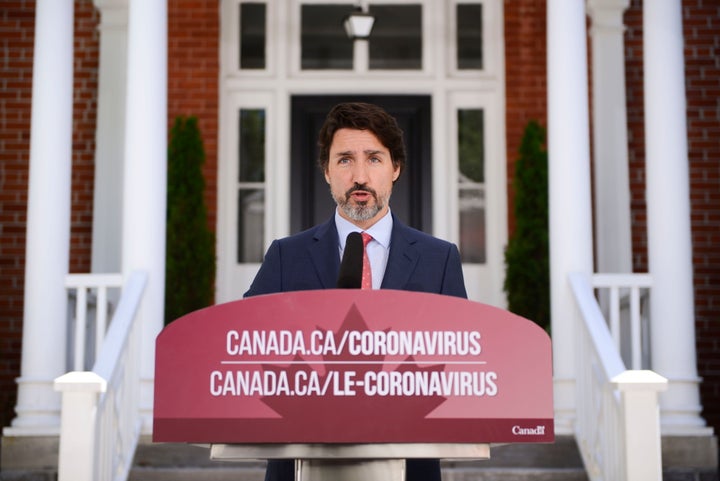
(133, 436, 586, 469)
(3, 434, 717, 481)
(128, 465, 265, 481)
(127, 466, 589, 481)
(444, 467, 588, 481)
(128, 437, 589, 481)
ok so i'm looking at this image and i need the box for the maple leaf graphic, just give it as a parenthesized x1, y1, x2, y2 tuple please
(259, 303, 447, 439)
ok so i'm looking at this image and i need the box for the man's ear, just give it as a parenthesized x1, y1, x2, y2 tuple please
(324, 168, 331, 184)
(392, 165, 400, 183)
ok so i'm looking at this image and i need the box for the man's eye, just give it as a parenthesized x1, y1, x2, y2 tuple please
(338, 158, 351, 164)
(369, 157, 381, 163)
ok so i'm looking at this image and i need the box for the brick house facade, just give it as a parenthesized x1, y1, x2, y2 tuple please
(1, 0, 718, 448)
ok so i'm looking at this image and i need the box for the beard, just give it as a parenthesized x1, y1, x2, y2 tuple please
(333, 183, 389, 223)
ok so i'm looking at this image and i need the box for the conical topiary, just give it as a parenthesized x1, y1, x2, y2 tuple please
(503, 120, 550, 332)
(165, 116, 215, 324)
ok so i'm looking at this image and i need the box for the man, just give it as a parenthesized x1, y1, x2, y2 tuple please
(245, 102, 467, 481)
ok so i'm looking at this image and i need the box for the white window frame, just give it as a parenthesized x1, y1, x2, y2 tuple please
(222, 0, 278, 78)
(447, 0, 501, 79)
(217, 91, 278, 302)
(447, 90, 507, 306)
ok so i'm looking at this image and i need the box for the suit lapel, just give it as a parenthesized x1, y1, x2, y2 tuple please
(309, 218, 341, 288)
(310, 214, 419, 290)
(381, 217, 419, 290)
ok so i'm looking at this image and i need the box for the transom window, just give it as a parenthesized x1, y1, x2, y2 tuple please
(457, 3, 483, 69)
(300, 5, 354, 69)
(239, 3, 266, 69)
(236, 1, 487, 73)
(366, 4, 422, 70)
(300, 3, 423, 70)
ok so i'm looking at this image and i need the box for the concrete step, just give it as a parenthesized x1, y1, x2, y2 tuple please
(128, 466, 589, 481)
(129, 437, 589, 481)
(128, 465, 265, 481)
(444, 467, 588, 481)
(3, 434, 717, 481)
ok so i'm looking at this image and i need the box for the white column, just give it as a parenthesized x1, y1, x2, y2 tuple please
(587, 0, 632, 275)
(547, 0, 595, 434)
(643, 0, 710, 435)
(122, 0, 167, 434)
(4, 0, 74, 435)
(91, 0, 128, 275)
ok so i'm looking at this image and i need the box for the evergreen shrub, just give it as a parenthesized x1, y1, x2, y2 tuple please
(503, 120, 550, 332)
(165, 116, 215, 324)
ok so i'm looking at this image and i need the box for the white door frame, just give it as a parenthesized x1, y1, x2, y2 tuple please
(217, 0, 506, 306)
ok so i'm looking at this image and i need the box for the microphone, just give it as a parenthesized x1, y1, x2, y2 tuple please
(337, 232, 363, 288)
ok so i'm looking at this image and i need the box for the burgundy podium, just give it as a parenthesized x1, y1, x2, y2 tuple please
(153, 290, 554, 480)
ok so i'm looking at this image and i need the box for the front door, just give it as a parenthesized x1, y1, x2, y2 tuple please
(290, 95, 432, 234)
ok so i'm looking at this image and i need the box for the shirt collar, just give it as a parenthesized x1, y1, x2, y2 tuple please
(335, 209, 393, 250)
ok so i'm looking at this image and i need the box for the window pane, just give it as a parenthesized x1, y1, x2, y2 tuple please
(301, 5, 354, 70)
(368, 5, 422, 70)
(240, 3, 266, 69)
(459, 188, 486, 263)
(237, 189, 265, 263)
(239, 109, 265, 182)
(458, 108, 485, 263)
(458, 109, 484, 182)
(457, 4, 483, 70)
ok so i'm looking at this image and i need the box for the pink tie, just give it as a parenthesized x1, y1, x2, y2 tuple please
(361, 232, 373, 290)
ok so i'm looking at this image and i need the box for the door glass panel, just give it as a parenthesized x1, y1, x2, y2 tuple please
(239, 109, 265, 182)
(456, 3, 483, 70)
(240, 3, 266, 69)
(237, 189, 265, 263)
(458, 108, 486, 263)
(238, 109, 265, 263)
(458, 109, 484, 182)
(368, 4, 422, 70)
(301, 4, 354, 70)
(459, 189, 485, 263)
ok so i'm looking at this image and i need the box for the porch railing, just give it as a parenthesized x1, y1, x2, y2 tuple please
(570, 272, 667, 481)
(591, 273, 652, 369)
(55, 270, 147, 481)
(64, 272, 124, 370)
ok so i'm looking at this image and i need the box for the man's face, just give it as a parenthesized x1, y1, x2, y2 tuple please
(325, 128, 400, 229)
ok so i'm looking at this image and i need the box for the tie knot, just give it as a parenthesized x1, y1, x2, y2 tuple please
(361, 232, 373, 247)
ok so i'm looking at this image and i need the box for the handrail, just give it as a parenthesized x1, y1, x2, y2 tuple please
(569, 272, 666, 481)
(55, 270, 148, 481)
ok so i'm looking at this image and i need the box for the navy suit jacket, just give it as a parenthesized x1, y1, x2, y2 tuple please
(245, 214, 467, 481)
(245, 214, 467, 298)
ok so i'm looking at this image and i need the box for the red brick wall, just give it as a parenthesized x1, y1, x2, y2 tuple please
(71, 5, 99, 274)
(504, 0, 547, 235)
(0, 0, 98, 429)
(624, 3, 647, 272)
(625, 0, 720, 434)
(167, 0, 219, 234)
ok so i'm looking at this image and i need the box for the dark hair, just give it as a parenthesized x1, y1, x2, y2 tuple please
(317, 102, 406, 177)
